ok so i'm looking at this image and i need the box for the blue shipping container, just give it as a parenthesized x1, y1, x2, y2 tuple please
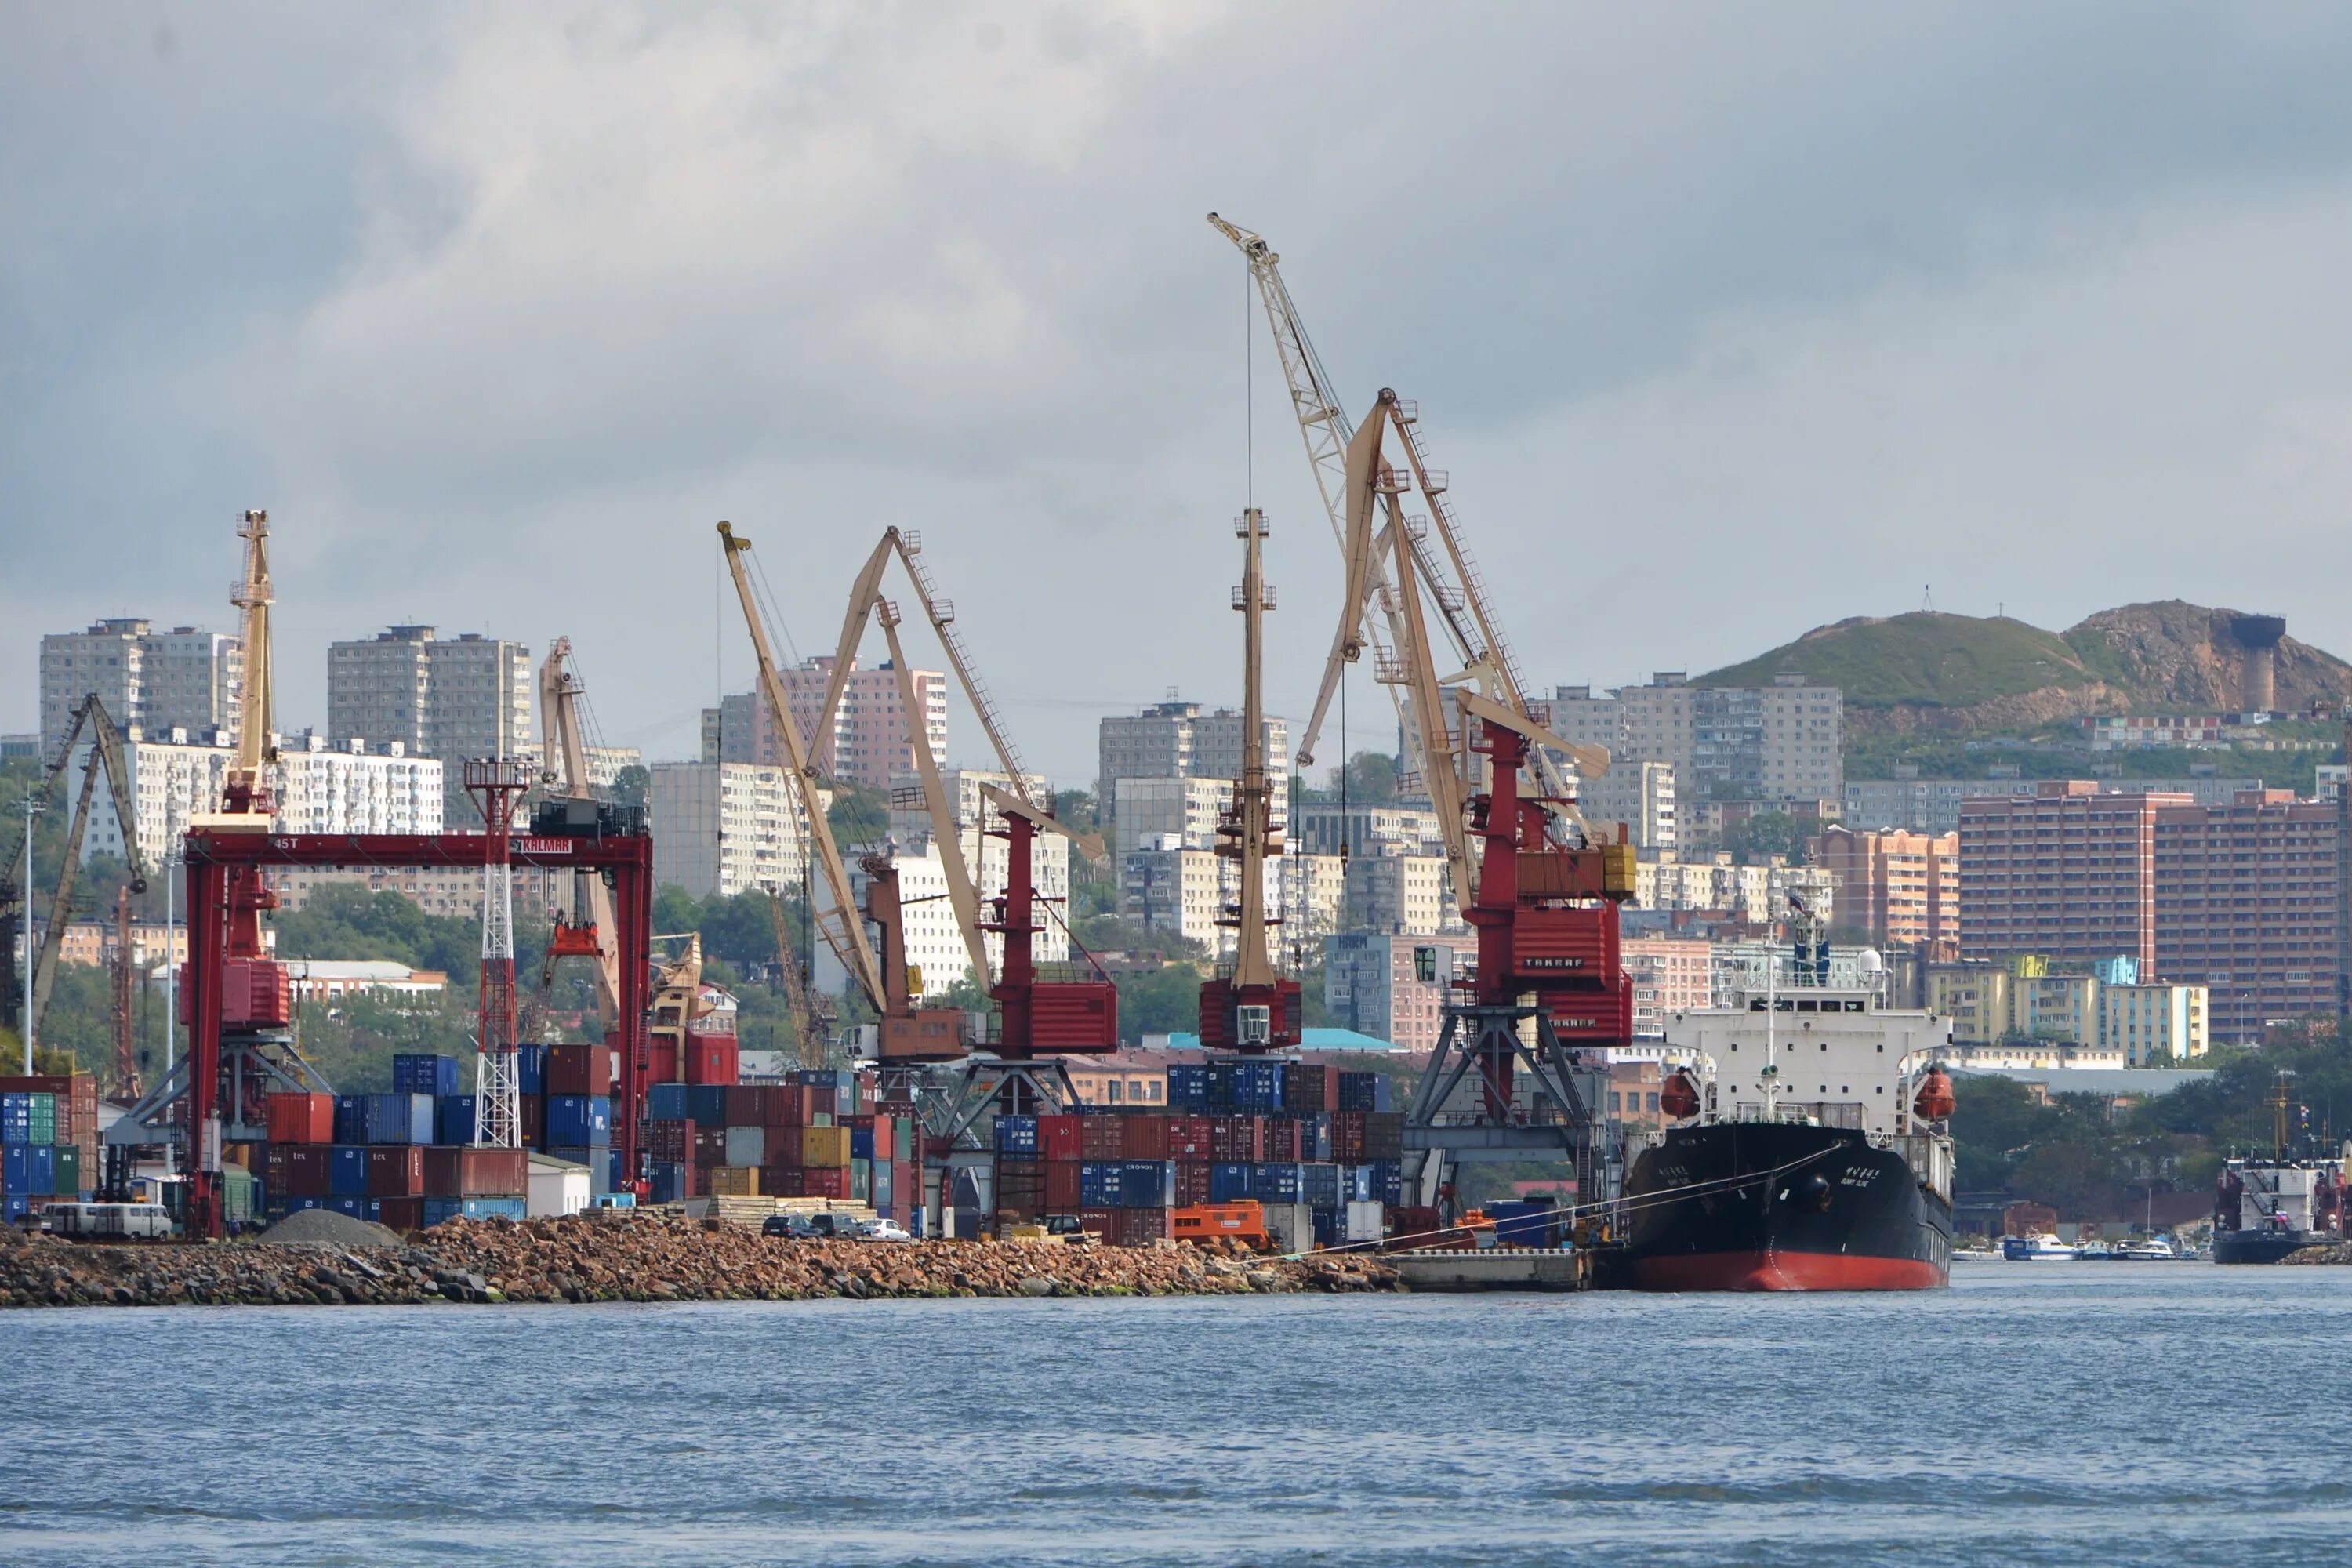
(994, 1115, 1037, 1156)
(1079, 1160, 1123, 1208)
(684, 1086, 727, 1127)
(330, 1146, 371, 1196)
(0, 1092, 30, 1143)
(1119, 1160, 1175, 1210)
(3, 1195, 27, 1222)
(1209, 1162, 1255, 1203)
(1486, 1200, 1555, 1248)
(1, 1144, 27, 1193)
(546, 1145, 612, 1194)
(1312, 1208, 1341, 1247)
(1301, 1162, 1342, 1211)
(365, 1094, 436, 1145)
(1366, 1160, 1403, 1205)
(327, 1196, 382, 1221)
(517, 1043, 546, 1096)
(1253, 1162, 1305, 1203)
(651, 1161, 690, 1204)
(1164, 1065, 1209, 1112)
(1203, 1063, 1237, 1109)
(608, 1149, 628, 1193)
(1338, 1072, 1392, 1112)
(1233, 1063, 1284, 1112)
(333, 1094, 368, 1145)
(648, 1083, 690, 1122)
(436, 1094, 478, 1146)
(392, 1053, 464, 1097)
(28, 1145, 53, 1194)
(1298, 1114, 1332, 1163)
(546, 1095, 612, 1147)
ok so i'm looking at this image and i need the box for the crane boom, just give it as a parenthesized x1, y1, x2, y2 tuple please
(537, 637, 622, 1025)
(717, 522, 887, 1011)
(763, 887, 826, 1058)
(26, 699, 146, 1047)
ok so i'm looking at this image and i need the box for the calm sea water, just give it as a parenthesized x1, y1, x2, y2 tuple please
(2, 1261, 2347, 1566)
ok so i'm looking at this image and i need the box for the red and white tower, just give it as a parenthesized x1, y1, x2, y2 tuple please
(467, 759, 532, 1149)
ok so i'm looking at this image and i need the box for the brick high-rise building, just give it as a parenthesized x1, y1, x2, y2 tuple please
(1815, 826, 1958, 951)
(1958, 782, 2191, 968)
(2153, 789, 2342, 1044)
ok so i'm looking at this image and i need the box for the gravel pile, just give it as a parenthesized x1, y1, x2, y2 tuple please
(256, 1210, 405, 1249)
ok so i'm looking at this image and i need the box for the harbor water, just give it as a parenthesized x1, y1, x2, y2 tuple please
(2, 1262, 2347, 1566)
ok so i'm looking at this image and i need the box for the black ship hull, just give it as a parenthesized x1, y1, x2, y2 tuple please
(2212, 1229, 2325, 1265)
(1622, 1121, 1951, 1290)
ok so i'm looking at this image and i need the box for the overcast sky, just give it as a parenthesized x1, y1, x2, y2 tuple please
(9, 5, 2352, 786)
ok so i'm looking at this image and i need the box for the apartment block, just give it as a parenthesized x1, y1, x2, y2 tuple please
(1098, 699, 1289, 849)
(40, 619, 241, 756)
(328, 626, 534, 762)
(1108, 776, 1231, 855)
(1543, 672, 1839, 807)
(843, 835, 1066, 999)
(1635, 855, 1835, 927)
(1957, 782, 2190, 968)
(2097, 982, 2210, 1064)
(1576, 760, 1677, 852)
(702, 658, 948, 793)
(1847, 776, 2266, 835)
(1344, 850, 1458, 936)
(1290, 801, 1448, 859)
(78, 730, 442, 869)
(2151, 789, 2342, 1043)
(1623, 936, 1712, 1036)
(1813, 826, 1958, 950)
(1323, 931, 1474, 1056)
(648, 762, 804, 900)
(263, 865, 555, 923)
(881, 767, 1069, 974)
(1121, 841, 1229, 956)
(1279, 852, 1350, 949)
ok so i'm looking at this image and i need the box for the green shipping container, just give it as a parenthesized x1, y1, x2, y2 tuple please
(222, 1166, 259, 1225)
(49, 1144, 79, 1196)
(851, 1157, 872, 1203)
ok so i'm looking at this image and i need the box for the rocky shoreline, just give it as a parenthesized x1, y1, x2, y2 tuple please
(0, 1211, 1399, 1308)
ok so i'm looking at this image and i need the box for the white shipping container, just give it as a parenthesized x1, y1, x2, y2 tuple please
(1345, 1200, 1386, 1243)
(724, 1125, 767, 1168)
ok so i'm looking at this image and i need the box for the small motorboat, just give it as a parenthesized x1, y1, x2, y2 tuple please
(2002, 1232, 2079, 1261)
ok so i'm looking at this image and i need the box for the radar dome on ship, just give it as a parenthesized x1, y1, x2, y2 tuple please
(1857, 949, 1884, 975)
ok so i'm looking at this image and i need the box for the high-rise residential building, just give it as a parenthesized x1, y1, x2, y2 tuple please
(1121, 840, 1229, 956)
(1542, 673, 1840, 808)
(1290, 801, 1447, 859)
(39, 619, 241, 755)
(263, 864, 554, 922)
(78, 730, 442, 869)
(1279, 853, 1350, 953)
(1958, 782, 2191, 969)
(699, 659, 947, 793)
(1813, 826, 1958, 950)
(881, 767, 1069, 975)
(1576, 760, 1677, 851)
(1098, 699, 1289, 851)
(1846, 776, 2267, 836)
(1109, 777, 1231, 855)
(1323, 931, 1474, 1055)
(328, 627, 534, 819)
(2152, 789, 2342, 1044)
(2097, 982, 2210, 1064)
(648, 761, 805, 900)
(1635, 855, 1836, 927)
(1343, 850, 1458, 936)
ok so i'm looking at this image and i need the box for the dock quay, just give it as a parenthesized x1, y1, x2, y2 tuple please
(1389, 1247, 1593, 1292)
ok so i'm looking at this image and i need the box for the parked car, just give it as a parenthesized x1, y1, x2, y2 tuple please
(762, 1213, 818, 1240)
(858, 1218, 914, 1243)
(802, 1211, 862, 1240)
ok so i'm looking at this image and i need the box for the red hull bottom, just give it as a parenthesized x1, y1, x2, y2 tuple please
(1631, 1250, 1947, 1292)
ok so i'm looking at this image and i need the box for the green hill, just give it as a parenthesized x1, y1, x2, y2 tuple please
(1697, 612, 2098, 708)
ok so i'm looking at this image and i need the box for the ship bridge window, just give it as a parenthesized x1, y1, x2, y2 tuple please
(1796, 1000, 1819, 1013)
(1846, 1000, 1865, 1013)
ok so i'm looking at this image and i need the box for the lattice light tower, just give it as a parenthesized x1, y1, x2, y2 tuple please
(467, 759, 532, 1149)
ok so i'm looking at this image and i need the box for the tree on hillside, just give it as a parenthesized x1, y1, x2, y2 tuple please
(826, 781, 891, 848)
(611, 764, 650, 812)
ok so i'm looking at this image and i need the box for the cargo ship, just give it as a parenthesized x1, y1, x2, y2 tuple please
(1620, 937, 1956, 1291)
(2212, 1156, 2343, 1264)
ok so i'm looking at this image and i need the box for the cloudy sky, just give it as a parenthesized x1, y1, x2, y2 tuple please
(9, 5, 2352, 785)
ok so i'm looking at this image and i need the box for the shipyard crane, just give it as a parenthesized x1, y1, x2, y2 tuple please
(762, 885, 832, 1062)
(1195, 507, 1302, 1052)
(533, 636, 622, 1027)
(1207, 217, 1588, 879)
(20, 696, 147, 1053)
(717, 522, 887, 1011)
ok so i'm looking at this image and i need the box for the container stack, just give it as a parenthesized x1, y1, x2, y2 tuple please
(253, 1053, 530, 1229)
(983, 1065, 1404, 1247)
(0, 1072, 98, 1221)
(642, 1069, 919, 1223)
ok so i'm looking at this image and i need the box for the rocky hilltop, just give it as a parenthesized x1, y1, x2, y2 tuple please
(1697, 601, 2350, 737)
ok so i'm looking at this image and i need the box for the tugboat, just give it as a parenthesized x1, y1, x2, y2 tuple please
(2212, 1076, 2345, 1265)
(1621, 918, 1955, 1290)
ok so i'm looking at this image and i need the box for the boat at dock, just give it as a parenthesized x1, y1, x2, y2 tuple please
(1621, 931, 1955, 1291)
(2002, 1232, 2077, 1261)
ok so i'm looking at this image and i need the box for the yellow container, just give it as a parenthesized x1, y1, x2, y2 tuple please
(800, 1125, 851, 1169)
(709, 1166, 761, 1197)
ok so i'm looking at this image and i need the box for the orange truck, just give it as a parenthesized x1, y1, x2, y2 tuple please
(1171, 1200, 1271, 1250)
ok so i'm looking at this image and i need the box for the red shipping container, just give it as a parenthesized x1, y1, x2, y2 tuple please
(1080, 1116, 1125, 1160)
(1261, 1118, 1299, 1162)
(802, 1166, 848, 1200)
(1077, 1207, 1118, 1240)
(692, 1127, 729, 1167)
(764, 1087, 811, 1127)
(266, 1143, 331, 1198)
(1174, 1160, 1213, 1207)
(1545, 986, 1634, 1044)
(684, 1036, 739, 1086)
(267, 1092, 336, 1145)
(520, 1094, 543, 1147)
(365, 1145, 426, 1197)
(762, 1163, 804, 1197)
(1511, 904, 1620, 983)
(378, 1196, 424, 1233)
(1286, 1063, 1338, 1113)
(870, 1116, 895, 1163)
(724, 1085, 767, 1127)
(647, 1038, 680, 1084)
(647, 1119, 697, 1163)
(692, 1163, 714, 1198)
(1331, 1111, 1367, 1165)
(766, 1125, 803, 1167)
(423, 1146, 529, 1198)
(1044, 1160, 1083, 1212)
(1167, 1116, 1214, 1160)
(1029, 980, 1119, 1050)
(1210, 1116, 1263, 1163)
(1116, 1209, 1171, 1247)
(546, 1043, 615, 1097)
(1122, 1115, 1172, 1160)
(1037, 1114, 1083, 1162)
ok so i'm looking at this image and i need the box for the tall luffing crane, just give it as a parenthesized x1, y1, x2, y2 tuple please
(534, 637, 622, 1027)
(811, 528, 1117, 1177)
(11, 696, 147, 1058)
(1196, 507, 1302, 1052)
(1207, 216, 1593, 898)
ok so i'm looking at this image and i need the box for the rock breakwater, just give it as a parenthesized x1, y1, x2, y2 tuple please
(0, 1212, 1397, 1308)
